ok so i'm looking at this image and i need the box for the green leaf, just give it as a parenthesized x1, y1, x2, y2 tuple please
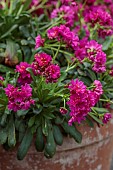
(44, 125, 56, 158)
(19, 26, 30, 38)
(35, 126, 45, 152)
(0, 64, 14, 73)
(15, 119, 22, 131)
(77, 69, 86, 76)
(53, 125, 63, 146)
(26, 67, 36, 82)
(22, 0, 32, 11)
(102, 36, 113, 51)
(43, 112, 56, 120)
(80, 77, 92, 86)
(33, 105, 43, 115)
(86, 69, 97, 81)
(0, 98, 6, 105)
(0, 24, 18, 39)
(22, 46, 32, 63)
(34, 116, 41, 127)
(39, 89, 50, 102)
(0, 128, 8, 144)
(0, 111, 7, 126)
(8, 122, 16, 147)
(86, 117, 94, 127)
(31, 125, 38, 133)
(58, 71, 67, 82)
(62, 121, 82, 143)
(17, 128, 33, 160)
(88, 112, 103, 125)
(92, 107, 108, 113)
(28, 116, 36, 127)
(55, 116, 64, 124)
(42, 118, 49, 136)
(18, 121, 26, 142)
(17, 110, 29, 117)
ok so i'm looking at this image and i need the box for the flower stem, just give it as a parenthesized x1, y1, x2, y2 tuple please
(53, 43, 61, 61)
(44, 46, 73, 56)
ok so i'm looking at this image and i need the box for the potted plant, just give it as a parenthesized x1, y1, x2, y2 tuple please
(0, 0, 113, 169)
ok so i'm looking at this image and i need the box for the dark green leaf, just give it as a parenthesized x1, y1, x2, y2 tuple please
(17, 128, 33, 160)
(62, 121, 82, 143)
(8, 121, 16, 147)
(22, 0, 32, 11)
(17, 110, 29, 117)
(86, 117, 94, 127)
(43, 112, 56, 120)
(88, 112, 103, 125)
(28, 116, 36, 127)
(42, 118, 49, 136)
(92, 107, 108, 113)
(0, 128, 7, 144)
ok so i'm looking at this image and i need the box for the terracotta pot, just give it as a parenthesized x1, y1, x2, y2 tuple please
(1, 119, 113, 170)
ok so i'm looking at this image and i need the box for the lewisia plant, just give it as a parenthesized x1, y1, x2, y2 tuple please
(0, 0, 113, 160)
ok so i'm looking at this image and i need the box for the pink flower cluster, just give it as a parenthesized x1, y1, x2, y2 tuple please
(75, 39, 106, 73)
(35, 35, 45, 49)
(32, 53, 60, 83)
(84, 6, 113, 38)
(102, 113, 112, 124)
(5, 84, 35, 112)
(67, 79, 103, 125)
(15, 52, 60, 84)
(47, 25, 79, 50)
(93, 80, 103, 102)
(51, 3, 78, 27)
(16, 62, 32, 85)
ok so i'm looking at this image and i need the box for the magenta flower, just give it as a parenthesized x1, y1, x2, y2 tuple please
(51, 4, 77, 27)
(16, 62, 32, 85)
(84, 7, 113, 38)
(5, 84, 35, 112)
(35, 35, 45, 49)
(32, 52, 60, 83)
(47, 25, 79, 50)
(68, 79, 86, 93)
(93, 80, 103, 103)
(47, 26, 59, 40)
(75, 38, 88, 61)
(67, 79, 96, 125)
(5, 84, 18, 98)
(102, 113, 112, 124)
(59, 25, 79, 50)
(44, 64, 60, 83)
(85, 40, 102, 61)
(34, 53, 52, 68)
(60, 107, 68, 114)
(93, 80, 103, 96)
(32, 53, 52, 75)
(93, 52, 106, 73)
(0, 76, 4, 81)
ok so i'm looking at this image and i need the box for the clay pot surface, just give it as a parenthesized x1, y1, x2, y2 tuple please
(1, 119, 113, 170)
